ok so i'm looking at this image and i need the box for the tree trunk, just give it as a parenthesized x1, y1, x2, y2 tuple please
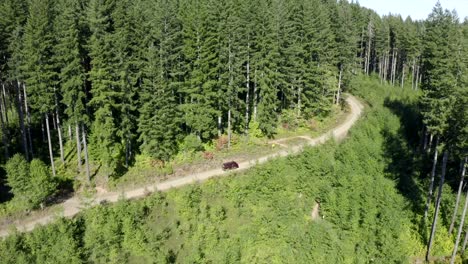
(23, 84, 33, 158)
(217, 115, 222, 137)
(1, 82, 8, 124)
(82, 123, 90, 184)
(359, 28, 365, 71)
(392, 50, 398, 86)
(450, 158, 468, 263)
(245, 43, 250, 134)
(390, 51, 394, 84)
(411, 59, 416, 89)
(15, 81, 29, 161)
(56, 110, 64, 164)
(45, 114, 56, 177)
(365, 22, 372, 75)
(462, 229, 468, 254)
(227, 108, 231, 149)
(297, 85, 301, 116)
(424, 137, 439, 220)
(41, 120, 46, 143)
(125, 139, 129, 168)
(0, 98, 8, 159)
(449, 158, 467, 234)
(227, 39, 233, 149)
(68, 124, 72, 142)
(378, 57, 381, 81)
(428, 133, 434, 153)
(426, 150, 449, 262)
(416, 73, 422, 90)
(383, 52, 389, 82)
(253, 68, 257, 121)
(415, 65, 420, 90)
(400, 63, 405, 88)
(422, 127, 428, 152)
(336, 66, 342, 105)
(52, 112, 57, 130)
(75, 123, 82, 173)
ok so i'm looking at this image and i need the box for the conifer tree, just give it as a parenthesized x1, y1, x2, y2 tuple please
(22, 0, 56, 175)
(422, 3, 460, 260)
(54, 0, 88, 179)
(87, 0, 122, 178)
(138, 0, 181, 161)
(179, 0, 218, 140)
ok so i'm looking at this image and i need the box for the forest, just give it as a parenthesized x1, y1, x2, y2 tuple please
(0, 0, 467, 262)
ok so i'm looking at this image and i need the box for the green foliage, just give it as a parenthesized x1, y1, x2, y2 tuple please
(179, 134, 204, 153)
(0, 77, 429, 262)
(4, 154, 57, 209)
(279, 109, 305, 131)
(4, 154, 30, 203)
(420, 3, 460, 137)
(248, 120, 263, 139)
(28, 159, 57, 207)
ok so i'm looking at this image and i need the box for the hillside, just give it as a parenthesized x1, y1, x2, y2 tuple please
(0, 77, 436, 263)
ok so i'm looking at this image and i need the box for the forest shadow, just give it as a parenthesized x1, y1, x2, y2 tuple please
(0, 167, 13, 203)
(382, 97, 425, 214)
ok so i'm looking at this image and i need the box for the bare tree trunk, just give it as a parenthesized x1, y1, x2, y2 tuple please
(297, 85, 301, 116)
(23, 84, 33, 158)
(1, 82, 8, 124)
(82, 123, 90, 184)
(227, 39, 233, 149)
(52, 112, 57, 130)
(426, 150, 449, 262)
(462, 228, 468, 254)
(0, 98, 8, 159)
(415, 65, 420, 90)
(45, 114, 56, 177)
(15, 81, 29, 161)
(418, 73, 422, 90)
(41, 120, 46, 143)
(253, 69, 257, 122)
(383, 52, 389, 82)
(359, 27, 365, 71)
(56, 110, 64, 164)
(378, 57, 381, 81)
(392, 50, 398, 86)
(428, 134, 434, 154)
(75, 124, 82, 173)
(451, 158, 468, 263)
(245, 42, 250, 134)
(390, 51, 394, 84)
(400, 63, 405, 88)
(227, 108, 231, 149)
(217, 115, 222, 137)
(449, 158, 467, 234)
(424, 137, 439, 220)
(422, 127, 428, 152)
(125, 139, 129, 168)
(336, 66, 342, 105)
(411, 59, 416, 89)
(365, 22, 372, 75)
(68, 124, 72, 142)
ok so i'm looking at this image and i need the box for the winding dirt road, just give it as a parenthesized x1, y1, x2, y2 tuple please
(0, 95, 363, 238)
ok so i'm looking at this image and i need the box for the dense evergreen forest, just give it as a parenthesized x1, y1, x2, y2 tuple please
(0, 0, 467, 262)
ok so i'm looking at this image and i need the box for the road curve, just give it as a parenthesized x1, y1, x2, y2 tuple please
(0, 95, 364, 238)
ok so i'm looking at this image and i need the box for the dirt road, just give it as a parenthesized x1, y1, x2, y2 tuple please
(0, 95, 363, 238)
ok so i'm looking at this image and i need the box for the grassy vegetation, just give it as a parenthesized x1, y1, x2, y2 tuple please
(2, 76, 458, 263)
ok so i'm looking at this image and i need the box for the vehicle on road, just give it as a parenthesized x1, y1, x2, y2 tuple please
(222, 161, 239, 171)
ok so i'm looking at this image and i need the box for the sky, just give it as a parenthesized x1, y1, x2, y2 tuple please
(357, 0, 468, 21)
